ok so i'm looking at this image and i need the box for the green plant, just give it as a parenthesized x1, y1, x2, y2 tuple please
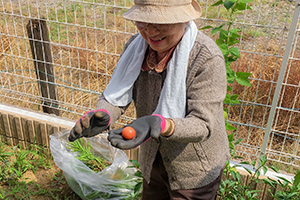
(66, 138, 111, 172)
(129, 160, 143, 199)
(2, 180, 35, 199)
(201, 0, 253, 131)
(65, 138, 142, 199)
(0, 138, 81, 199)
(0, 140, 51, 185)
(0, 189, 6, 199)
(33, 183, 50, 196)
(200, 1, 290, 199)
(219, 133, 276, 199)
(220, 103, 298, 199)
(51, 171, 67, 187)
(263, 170, 300, 200)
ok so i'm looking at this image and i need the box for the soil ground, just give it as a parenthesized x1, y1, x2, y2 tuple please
(0, 160, 82, 200)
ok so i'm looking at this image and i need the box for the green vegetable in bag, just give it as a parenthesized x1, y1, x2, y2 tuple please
(50, 131, 142, 200)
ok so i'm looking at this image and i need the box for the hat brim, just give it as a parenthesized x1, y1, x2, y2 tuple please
(123, 0, 202, 24)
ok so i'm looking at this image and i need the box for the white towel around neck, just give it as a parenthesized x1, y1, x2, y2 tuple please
(103, 21, 198, 118)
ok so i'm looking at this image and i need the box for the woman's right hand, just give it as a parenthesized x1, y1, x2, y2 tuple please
(69, 109, 110, 142)
(107, 115, 163, 150)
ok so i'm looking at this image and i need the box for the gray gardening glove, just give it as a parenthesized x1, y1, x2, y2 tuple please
(107, 114, 165, 150)
(69, 109, 110, 142)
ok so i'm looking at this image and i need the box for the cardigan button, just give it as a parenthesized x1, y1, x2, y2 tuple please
(171, 177, 177, 181)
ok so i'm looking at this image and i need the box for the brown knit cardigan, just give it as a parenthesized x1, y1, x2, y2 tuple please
(96, 30, 230, 190)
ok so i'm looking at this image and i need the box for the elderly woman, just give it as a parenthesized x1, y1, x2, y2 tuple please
(69, 0, 230, 199)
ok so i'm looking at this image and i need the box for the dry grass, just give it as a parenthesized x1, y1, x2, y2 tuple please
(227, 38, 300, 170)
(0, 1, 136, 121)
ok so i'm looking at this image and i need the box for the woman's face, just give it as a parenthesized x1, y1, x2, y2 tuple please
(137, 22, 188, 58)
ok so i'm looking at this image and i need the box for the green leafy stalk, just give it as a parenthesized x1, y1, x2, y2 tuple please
(202, 1, 288, 199)
(262, 170, 300, 200)
(66, 139, 142, 199)
(201, 0, 253, 116)
(66, 138, 111, 172)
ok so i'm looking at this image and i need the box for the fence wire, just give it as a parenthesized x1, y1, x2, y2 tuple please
(0, 0, 300, 170)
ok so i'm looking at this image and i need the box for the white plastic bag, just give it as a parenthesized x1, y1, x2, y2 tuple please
(50, 130, 142, 200)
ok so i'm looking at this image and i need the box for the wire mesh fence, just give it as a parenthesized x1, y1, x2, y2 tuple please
(0, 0, 300, 171)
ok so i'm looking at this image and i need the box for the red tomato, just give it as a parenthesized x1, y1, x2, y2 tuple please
(122, 126, 136, 140)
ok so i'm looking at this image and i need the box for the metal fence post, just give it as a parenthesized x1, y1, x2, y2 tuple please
(258, 0, 300, 165)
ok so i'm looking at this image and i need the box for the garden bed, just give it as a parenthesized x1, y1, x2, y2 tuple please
(0, 143, 81, 199)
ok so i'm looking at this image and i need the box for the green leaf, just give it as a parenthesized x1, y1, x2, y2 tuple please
(240, 161, 250, 165)
(234, 138, 243, 145)
(229, 29, 241, 38)
(236, 72, 252, 86)
(227, 55, 238, 62)
(243, 167, 252, 175)
(260, 154, 267, 165)
(224, 1, 235, 10)
(224, 93, 239, 104)
(268, 166, 279, 173)
(229, 47, 240, 58)
(227, 75, 235, 84)
(223, 95, 231, 104)
(262, 166, 268, 175)
(255, 170, 260, 177)
(235, 2, 247, 10)
(211, 24, 224, 34)
(233, 155, 243, 159)
(219, 43, 229, 56)
(134, 170, 143, 177)
(276, 176, 292, 184)
(293, 170, 300, 188)
(130, 159, 138, 166)
(236, 2, 252, 10)
(216, 38, 225, 46)
(212, 0, 224, 6)
(262, 179, 276, 188)
(199, 25, 214, 30)
(229, 142, 234, 149)
(224, 110, 228, 119)
(231, 171, 237, 179)
(227, 133, 234, 141)
(220, 29, 229, 40)
(228, 38, 240, 46)
(230, 94, 240, 103)
(134, 182, 142, 193)
(226, 122, 237, 131)
(239, 0, 254, 3)
(246, 5, 252, 10)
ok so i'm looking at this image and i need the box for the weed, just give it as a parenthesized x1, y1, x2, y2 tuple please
(201, 1, 300, 199)
(129, 159, 143, 198)
(0, 139, 82, 199)
(66, 138, 112, 172)
(51, 171, 66, 187)
(2, 180, 34, 199)
(60, 137, 142, 199)
(201, 0, 253, 132)
(266, 170, 300, 199)
(33, 183, 50, 195)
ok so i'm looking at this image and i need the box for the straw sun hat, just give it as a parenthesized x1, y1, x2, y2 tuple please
(123, 0, 202, 24)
